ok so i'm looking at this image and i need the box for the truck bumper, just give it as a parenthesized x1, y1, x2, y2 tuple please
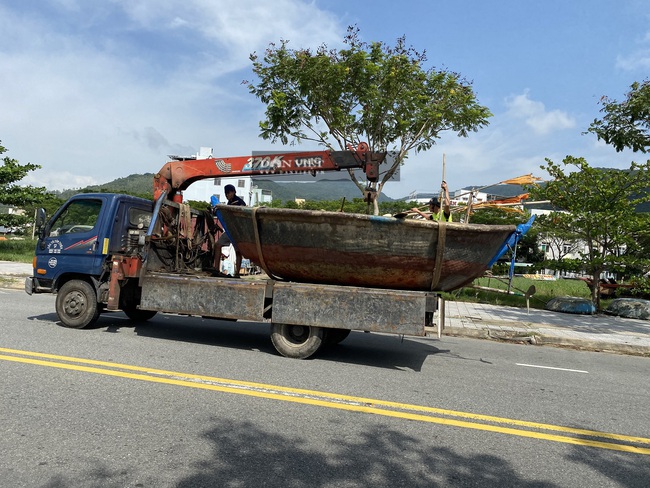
(25, 277, 35, 295)
(25, 277, 54, 295)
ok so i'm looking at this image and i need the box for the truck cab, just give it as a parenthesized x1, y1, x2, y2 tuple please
(26, 193, 154, 326)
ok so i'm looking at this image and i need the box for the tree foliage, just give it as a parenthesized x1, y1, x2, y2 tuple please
(528, 157, 650, 308)
(246, 26, 491, 213)
(587, 80, 650, 153)
(0, 141, 47, 229)
(267, 197, 416, 215)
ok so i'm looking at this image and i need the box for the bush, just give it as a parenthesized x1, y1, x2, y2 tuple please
(0, 238, 36, 263)
(629, 276, 650, 299)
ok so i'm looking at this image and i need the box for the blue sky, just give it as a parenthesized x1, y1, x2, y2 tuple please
(1, 0, 648, 199)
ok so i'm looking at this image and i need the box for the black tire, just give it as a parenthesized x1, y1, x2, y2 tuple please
(270, 323, 324, 359)
(323, 328, 351, 346)
(55, 279, 100, 329)
(123, 308, 158, 321)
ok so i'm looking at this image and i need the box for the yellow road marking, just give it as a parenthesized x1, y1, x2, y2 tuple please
(1, 347, 649, 455)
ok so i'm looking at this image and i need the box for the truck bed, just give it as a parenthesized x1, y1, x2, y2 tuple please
(139, 272, 437, 336)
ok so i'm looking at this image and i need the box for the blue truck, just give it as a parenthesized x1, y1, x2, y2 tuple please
(25, 146, 438, 359)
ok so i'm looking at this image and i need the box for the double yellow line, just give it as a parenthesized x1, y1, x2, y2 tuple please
(1, 347, 649, 455)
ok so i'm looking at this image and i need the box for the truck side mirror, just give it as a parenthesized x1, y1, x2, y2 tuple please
(35, 208, 47, 240)
(36, 208, 46, 228)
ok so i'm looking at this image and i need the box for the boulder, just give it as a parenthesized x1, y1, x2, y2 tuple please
(545, 296, 595, 315)
(605, 298, 650, 320)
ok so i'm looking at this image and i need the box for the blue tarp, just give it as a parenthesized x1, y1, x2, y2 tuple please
(487, 215, 536, 269)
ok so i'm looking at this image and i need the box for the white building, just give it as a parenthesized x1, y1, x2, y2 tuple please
(402, 188, 489, 207)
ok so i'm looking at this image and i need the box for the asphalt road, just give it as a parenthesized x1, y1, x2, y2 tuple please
(2, 289, 649, 487)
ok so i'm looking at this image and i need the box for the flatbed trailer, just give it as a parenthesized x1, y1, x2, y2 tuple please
(138, 272, 438, 358)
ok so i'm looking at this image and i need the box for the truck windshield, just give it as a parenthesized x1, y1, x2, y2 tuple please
(49, 199, 103, 237)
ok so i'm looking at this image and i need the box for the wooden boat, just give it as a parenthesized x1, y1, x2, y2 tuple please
(215, 205, 517, 292)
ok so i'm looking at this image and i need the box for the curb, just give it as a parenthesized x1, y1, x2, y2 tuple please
(443, 326, 650, 357)
(0, 276, 26, 290)
(3, 277, 648, 357)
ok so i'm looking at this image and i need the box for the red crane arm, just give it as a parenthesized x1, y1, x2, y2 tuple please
(153, 143, 384, 201)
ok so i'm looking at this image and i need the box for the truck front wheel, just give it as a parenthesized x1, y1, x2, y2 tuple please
(270, 323, 324, 359)
(56, 279, 100, 329)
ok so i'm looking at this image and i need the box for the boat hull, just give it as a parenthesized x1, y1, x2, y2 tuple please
(216, 206, 516, 292)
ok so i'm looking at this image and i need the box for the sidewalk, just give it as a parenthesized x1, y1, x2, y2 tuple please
(3, 261, 649, 356)
(0, 261, 33, 278)
(441, 300, 650, 356)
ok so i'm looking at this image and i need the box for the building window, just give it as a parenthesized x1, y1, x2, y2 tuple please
(563, 245, 572, 254)
(214, 178, 221, 186)
(540, 244, 548, 252)
(238, 179, 245, 188)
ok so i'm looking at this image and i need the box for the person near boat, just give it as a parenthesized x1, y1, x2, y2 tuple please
(213, 184, 246, 277)
(412, 181, 452, 222)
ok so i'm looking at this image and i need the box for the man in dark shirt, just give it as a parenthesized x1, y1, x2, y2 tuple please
(214, 184, 246, 277)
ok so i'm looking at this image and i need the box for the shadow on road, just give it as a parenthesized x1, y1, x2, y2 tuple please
(25, 311, 444, 371)
(176, 419, 558, 488)
(37, 416, 648, 487)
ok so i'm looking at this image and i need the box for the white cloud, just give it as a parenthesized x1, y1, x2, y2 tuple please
(0, 1, 346, 190)
(1, 1, 644, 200)
(505, 92, 576, 135)
(616, 27, 650, 72)
(616, 49, 650, 71)
(113, 0, 343, 75)
(23, 170, 98, 191)
(382, 100, 637, 200)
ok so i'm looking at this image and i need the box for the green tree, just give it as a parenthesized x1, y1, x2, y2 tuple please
(528, 157, 650, 309)
(587, 80, 650, 153)
(0, 141, 47, 230)
(246, 26, 491, 214)
(267, 197, 416, 216)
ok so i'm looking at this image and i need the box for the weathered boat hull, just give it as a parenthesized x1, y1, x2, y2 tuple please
(215, 206, 516, 292)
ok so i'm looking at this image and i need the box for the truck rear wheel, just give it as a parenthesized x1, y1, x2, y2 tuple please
(323, 328, 351, 346)
(270, 323, 324, 359)
(56, 279, 100, 329)
(123, 308, 158, 321)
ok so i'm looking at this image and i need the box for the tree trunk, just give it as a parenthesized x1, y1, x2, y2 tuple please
(591, 266, 603, 312)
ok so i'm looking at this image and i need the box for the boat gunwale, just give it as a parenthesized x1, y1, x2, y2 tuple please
(214, 204, 517, 233)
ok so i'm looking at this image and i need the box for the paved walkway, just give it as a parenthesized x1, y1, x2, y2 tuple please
(441, 300, 650, 356)
(3, 261, 649, 356)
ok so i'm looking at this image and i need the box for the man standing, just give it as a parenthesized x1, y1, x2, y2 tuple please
(412, 181, 452, 222)
(214, 184, 246, 277)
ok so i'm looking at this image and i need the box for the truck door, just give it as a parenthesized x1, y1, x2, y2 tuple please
(39, 197, 107, 280)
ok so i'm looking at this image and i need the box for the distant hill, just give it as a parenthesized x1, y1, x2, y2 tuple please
(56, 173, 156, 200)
(252, 178, 394, 203)
(54, 174, 395, 203)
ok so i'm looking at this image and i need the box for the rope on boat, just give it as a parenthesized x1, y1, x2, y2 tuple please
(430, 220, 447, 291)
(251, 207, 281, 281)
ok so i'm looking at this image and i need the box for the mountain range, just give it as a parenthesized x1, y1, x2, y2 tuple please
(55, 174, 396, 203)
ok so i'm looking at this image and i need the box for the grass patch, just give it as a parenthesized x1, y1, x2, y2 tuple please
(0, 238, 37, 263)
(443, 275, 598, 310)
(0, 276, 20, 286)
